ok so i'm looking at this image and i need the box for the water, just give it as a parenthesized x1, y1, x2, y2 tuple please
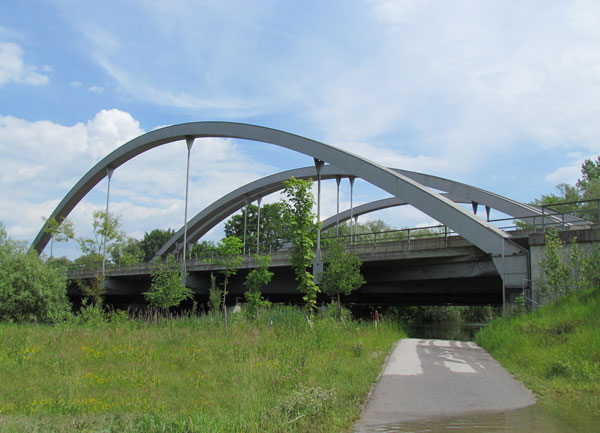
(406, 322, 484, 341)
(356, 322, 597, 433)
(358, 403, 597, 432)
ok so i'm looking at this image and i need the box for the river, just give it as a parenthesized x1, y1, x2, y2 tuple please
(360, 322, 597, 433)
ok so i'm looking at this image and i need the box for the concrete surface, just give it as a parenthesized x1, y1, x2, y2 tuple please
(354, 338, 536, 431)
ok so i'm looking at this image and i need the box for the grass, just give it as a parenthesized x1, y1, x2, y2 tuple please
(475, 286, 600, 421)
(0, 306, 404, 433)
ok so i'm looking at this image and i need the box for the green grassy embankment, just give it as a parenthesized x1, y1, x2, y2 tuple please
(476, 286, 600, 416)
(0, 306, 404, 433)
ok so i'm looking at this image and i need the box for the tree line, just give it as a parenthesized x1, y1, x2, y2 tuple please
(1, 177, 366, 325)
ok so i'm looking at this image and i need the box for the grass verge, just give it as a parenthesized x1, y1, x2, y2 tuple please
(0, 306, 404, 433)
(475, 286, 600, 422)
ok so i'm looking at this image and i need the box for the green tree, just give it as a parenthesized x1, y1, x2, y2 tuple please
(208, 272, 222, 315)
(76, 272, 105, 306)
(73, 252, 104, 268)
(532, 156, 600, 221)
(532, 183, 581, 214)
(244, 254, 273, 318)
(585, 245, 600, 287)
(140, 228, 175, 262)
(319, 240, 365, 323)
(0, 221, 71, 323)
(537, 228, 571, 302)
(191, 240, 217, 259)
(77, 210, 125, 261)
(225, 202, 291, 253)
(144, 255, 192, 310)
(281, 177, 320, 323)
(42, 216, 75, 258)
(214, 236, 244, 332)
(576, 156, 600, 193)
(111, 237, 143, 265)
(322, 219, 396, 246)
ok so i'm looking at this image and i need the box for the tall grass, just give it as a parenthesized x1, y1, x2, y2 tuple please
(476, 286, 600, 414)
(0, 306, 404, 433)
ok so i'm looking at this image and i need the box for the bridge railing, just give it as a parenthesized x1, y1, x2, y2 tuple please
(70, 201, 600, 280)
(321, 224, 458, 250)
(488, 198, 599, 233)
(66, 224, 468, 279)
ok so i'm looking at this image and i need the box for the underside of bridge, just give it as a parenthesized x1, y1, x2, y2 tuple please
(68, 263, 508, 308)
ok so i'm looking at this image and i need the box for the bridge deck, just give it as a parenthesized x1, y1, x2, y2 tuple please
(67, 235, 477, 280)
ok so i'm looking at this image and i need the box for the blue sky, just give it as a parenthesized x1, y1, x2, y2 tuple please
(2, 0, 600, 259)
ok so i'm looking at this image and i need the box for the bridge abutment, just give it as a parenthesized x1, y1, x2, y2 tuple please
(529, 227, 600, 307)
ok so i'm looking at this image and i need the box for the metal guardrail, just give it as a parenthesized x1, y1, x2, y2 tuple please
(488, 198, 599, 232)
(66, 226, 468, 279)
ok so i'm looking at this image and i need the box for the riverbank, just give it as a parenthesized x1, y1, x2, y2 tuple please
(475, 286, 600, 422)
(0, 306, 404, 433)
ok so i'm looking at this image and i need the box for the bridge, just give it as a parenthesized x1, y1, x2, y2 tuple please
(66, 229, 510, 306)
(31, 122, 597, 307)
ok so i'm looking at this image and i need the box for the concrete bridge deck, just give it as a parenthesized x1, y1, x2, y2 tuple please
(66, 234, 524, 306)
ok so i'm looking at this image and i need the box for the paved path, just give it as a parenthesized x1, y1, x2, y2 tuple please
(354, 339, 536, 431)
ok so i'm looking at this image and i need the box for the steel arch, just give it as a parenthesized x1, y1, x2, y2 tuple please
(31, 122, 527, 286)
(159, 165, 561, 259)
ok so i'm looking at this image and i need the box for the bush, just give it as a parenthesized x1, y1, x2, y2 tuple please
(144, 255, 192, 309)
(0, 223, 71, 323)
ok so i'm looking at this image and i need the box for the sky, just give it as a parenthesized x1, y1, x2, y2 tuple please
(2, 0, 600, 259)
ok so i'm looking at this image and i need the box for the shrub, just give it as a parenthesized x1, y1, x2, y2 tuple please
(144, 255, 192, 309)
(537, 228, 571, 301)
(208, 272, 222, 314)
(0, 222, 71, 323)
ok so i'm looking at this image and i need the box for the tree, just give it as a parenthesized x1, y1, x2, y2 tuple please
(224, 202, 291, 253)
(191, 240, 217, 259)
(76, 272, 105, 306)
(532, 183, 581, 215)
(111, 237, 143, 265)
(537, 228, 570, 302)
(144, 255, 193, 310)
(319, 240, 365, 323)
(281, 177, 320, 324)
(322, 219, 400, 246)
(42, 216, 75, 258)
(532, 157, 600, 221)
(74, 252, 104, 268)
(576, 156, 600, 193)
(0, 221, 71, 323)
(140, 228, 175, 262)
(214, 236, 244, 332)
(77, 210, 125, 261)
(244, 254, 273, 318)
(208, 273, 222, 315)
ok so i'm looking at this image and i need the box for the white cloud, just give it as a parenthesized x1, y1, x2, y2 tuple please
(70, 80, 82, 88)
(51, 1, 600, 169)
(0, 42, 49, 86)
(545, 155, 589, 186)
(0, 109, 275, 258)
(88, 85, 103, 94)
(546, 164, 581, 186)
(6, 0, 600, 251)
(332, 141, 454, 174)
